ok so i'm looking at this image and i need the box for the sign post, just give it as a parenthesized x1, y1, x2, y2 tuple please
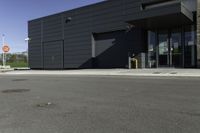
(2, 35, 5, 67)
(2, 35, 10, 67)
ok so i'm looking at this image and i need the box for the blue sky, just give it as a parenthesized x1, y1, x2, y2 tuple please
(0, 0, 104, 53)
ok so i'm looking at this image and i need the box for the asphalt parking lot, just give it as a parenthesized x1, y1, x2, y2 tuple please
(0, 75, 199, 133)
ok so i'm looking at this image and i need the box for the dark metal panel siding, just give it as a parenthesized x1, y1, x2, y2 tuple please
(28, 20, 43, 69)
(63, 6, 92, 68)
(29, 0, 179, 69)
(63, 0, 129, 68)
(43, 14, 63, 42)
(43, 40, 64, 69)
(91, 0, 126, 33)
(64, 33, 92, 68)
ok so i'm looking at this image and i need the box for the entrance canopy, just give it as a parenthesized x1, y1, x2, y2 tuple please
(128, 13, 193, 29)
(126, 1, 194, 29)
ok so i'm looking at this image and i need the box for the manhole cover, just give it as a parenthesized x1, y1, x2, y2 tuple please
(12, 79, 28, 82)
(1, 89, 30, 93)
(36, 102, 54, 108)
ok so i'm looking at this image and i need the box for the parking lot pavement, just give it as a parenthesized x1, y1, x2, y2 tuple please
(0, 75, 199, 133)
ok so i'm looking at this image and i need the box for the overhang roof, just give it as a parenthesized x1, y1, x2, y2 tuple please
(126, 2, 194, 29)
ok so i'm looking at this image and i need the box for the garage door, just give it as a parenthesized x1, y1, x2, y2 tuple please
(94, 31, 127, 68)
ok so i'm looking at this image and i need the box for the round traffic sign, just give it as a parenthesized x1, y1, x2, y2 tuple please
(2, 45, 10, 53)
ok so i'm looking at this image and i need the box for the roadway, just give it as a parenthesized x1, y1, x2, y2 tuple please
(0, 75, 199, 133)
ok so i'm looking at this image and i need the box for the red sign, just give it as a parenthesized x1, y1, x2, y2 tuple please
(2, 45, 10, 53)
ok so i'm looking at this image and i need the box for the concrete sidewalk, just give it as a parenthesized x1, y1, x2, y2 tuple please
(1, 68, 200, 77)
(0, 68, 14, 73)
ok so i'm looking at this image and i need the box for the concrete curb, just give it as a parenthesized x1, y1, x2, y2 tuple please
(14, 67, 31, 70)
(2, 69, 200, 77)
(0, 68, 14, 73)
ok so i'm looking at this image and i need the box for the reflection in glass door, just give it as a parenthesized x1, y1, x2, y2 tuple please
(158, 31, 169, 67)
(147, 31, 156, 68)
(158, 29, 182, 67)
(171, 29, 182, 67)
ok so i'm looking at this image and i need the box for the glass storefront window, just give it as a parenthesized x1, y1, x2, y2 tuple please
(184, 25, 196, 68)
(148, 31, 156, 68)
(147, 25, 196, 68)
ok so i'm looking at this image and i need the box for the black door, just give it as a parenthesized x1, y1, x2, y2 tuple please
(158, 29, 182, 67)
(158, 30, 169, 67)
(170, 29, 182, 67)
(43, 40, 64, 69)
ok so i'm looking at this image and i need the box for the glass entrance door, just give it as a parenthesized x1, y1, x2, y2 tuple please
(158, 31, 169, 67)
(148, 26, 196, 68)
(158, 29, 182, 67)
(170, 29, 182, 67)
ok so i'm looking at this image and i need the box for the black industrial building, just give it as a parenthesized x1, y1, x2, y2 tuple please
(28, 0, 198, 69)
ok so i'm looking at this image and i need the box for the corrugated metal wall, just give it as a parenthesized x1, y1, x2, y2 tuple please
(29, 0, 129, 69)
(28, 20, 43, 69)
(43, 41, 64, 69)
(28, 0, 193, 69)
(42, 14, 64, 69)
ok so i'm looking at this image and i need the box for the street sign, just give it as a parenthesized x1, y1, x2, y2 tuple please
(2, 45, 10, 53)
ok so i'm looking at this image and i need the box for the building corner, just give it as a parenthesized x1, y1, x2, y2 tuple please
(197, 0, 200, 68)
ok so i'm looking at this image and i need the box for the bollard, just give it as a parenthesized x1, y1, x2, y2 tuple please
(132, 58, 138, 69)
